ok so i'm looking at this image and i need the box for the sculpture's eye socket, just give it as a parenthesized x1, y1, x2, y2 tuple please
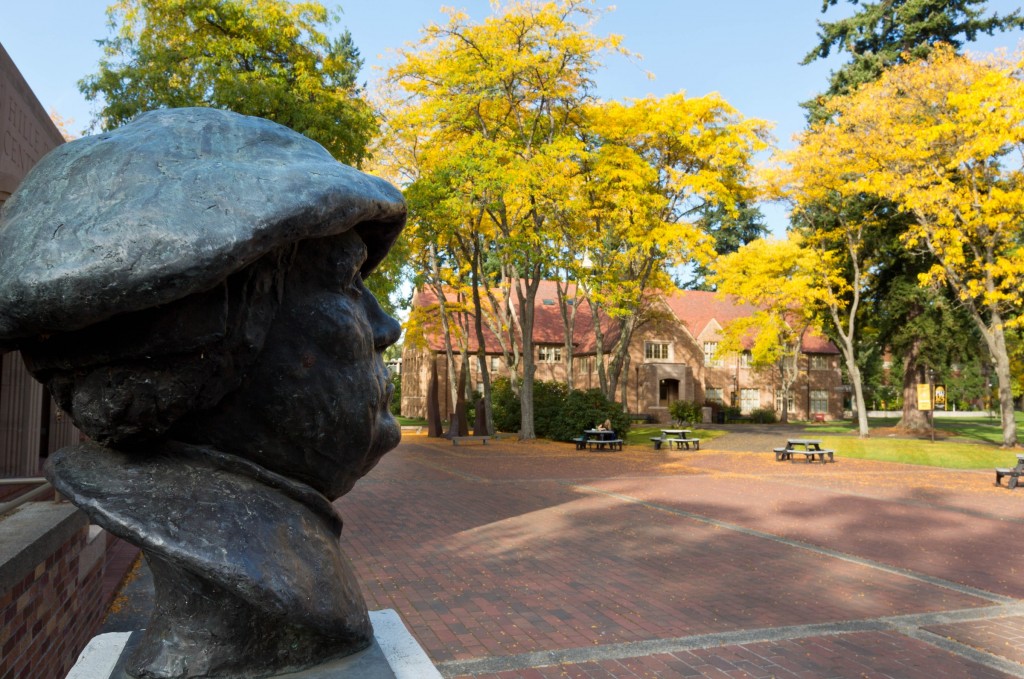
(308, 232, 368, 292)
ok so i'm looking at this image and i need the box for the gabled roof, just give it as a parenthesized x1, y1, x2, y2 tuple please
(411, 281, 620, 354)
(664, 289, 841, 355)
(411, 282, 840, 356)
(662, 289, 755, 340)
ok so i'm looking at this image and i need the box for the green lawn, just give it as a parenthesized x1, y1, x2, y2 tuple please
(800, 412, 1024, 444)
(396, 416, 428, 426)
(624, 425, 726, 446)
(809, 436, 1011, 470)
(793, 413, 1024, 468)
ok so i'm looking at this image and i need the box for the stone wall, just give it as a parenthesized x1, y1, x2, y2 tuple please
(0, 503, 121, 679)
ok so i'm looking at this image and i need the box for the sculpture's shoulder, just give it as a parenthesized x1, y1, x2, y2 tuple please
(45, 440, 354, 624)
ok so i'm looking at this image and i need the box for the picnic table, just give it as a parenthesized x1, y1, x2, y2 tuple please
(578, 429, 623, 451)
(651, 429, 700, 450)
(774, 439, 834, 463)
(995, 453, 1024, 489)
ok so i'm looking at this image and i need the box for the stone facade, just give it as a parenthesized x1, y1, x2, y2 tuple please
(402, 285, 844, 423)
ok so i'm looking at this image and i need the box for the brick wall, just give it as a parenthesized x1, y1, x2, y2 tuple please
(0, 503, 126, 679)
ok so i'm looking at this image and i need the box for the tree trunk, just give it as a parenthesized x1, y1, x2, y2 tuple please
(987, 319, 1018, 447)
(587, 298, 609, 396)
(620, 352, 630, 406)
(898, 342, 930, 432)
(606, 314, 638, 402)
(516, 272, 541, 440)
(471, 245, 494, 435)
(844, 353, 869, 437)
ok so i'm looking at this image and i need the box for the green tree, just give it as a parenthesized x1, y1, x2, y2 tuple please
(803, 0, 1024, 109)
(80, 0, 376, 166)
(684, 200, 768, 291)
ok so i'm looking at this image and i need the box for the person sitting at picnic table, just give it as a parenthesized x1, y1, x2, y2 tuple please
(597, 419, 614, 434)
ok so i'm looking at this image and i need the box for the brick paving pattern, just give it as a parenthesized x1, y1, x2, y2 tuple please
(107, 427, 1024, 678)
(924, 616, 1024, 665)
(333, 431, 1024, 677)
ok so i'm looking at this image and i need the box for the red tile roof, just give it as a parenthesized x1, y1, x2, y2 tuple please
(662, 289, 756, 339)
(411, 283, 839, 355)
(411, 281, 620, 354)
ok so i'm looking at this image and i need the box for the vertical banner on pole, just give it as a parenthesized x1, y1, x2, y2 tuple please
(917, 384, 933, 411)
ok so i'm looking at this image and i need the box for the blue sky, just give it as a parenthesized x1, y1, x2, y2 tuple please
(3, 1, 1023, 233)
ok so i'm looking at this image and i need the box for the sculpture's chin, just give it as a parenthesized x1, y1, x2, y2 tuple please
(326, 411, 402, 499)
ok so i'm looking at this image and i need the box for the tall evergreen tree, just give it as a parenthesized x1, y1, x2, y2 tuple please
(803, 0, 1023, 113)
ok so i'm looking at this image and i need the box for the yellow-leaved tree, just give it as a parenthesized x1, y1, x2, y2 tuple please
(580, 93, 771, 402)
(765, 163, 887, 438)
(794, 45, 1024, 447)
(379, 0, 623, 438)
(711, 236, 831, 423)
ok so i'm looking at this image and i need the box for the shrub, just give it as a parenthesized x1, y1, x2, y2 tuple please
(533, 380, 570, 437)
(721, 405, 743, 422)
(550, 388, 630, 442)
(490, 376, 521, 433)
(668, 399, 703, 426)
(749, 407, 778, 424)
(487, 378, 630, 440)
(389, 372, 402, 416)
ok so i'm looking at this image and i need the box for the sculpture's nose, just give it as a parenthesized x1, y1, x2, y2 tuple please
(364, 292, 401, 351)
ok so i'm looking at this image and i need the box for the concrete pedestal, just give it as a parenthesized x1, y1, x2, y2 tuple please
(67, 610, 441, 679)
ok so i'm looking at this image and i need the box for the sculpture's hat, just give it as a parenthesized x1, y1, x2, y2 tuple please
(0, 107, 405, 341)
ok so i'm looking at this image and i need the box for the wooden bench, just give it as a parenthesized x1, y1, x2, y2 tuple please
(995, 455, 1024, 488)
(451, 436, 490, 446)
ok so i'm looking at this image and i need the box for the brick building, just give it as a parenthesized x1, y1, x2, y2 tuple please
(0, 42, 80, 479)
(401, 282, 844, 423)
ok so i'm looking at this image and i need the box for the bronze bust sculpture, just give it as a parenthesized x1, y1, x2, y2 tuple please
(0, 107, 406, 678)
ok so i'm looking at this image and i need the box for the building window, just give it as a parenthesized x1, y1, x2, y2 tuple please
(810, 390, 829, 414)
(538, 345, 562, 363)
(740, 388, 760, 413)
(740, 350, 752, 368)
(775, 391, 794, 412)
(706, 387, 723, 403)
(645, 341, 670, 361)
(490, 356, 500, 372)
(703, 341, 722, 367)
(809, 354, 830, 370)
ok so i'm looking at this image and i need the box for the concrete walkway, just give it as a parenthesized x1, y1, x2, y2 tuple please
(105, 430, 1024, 678)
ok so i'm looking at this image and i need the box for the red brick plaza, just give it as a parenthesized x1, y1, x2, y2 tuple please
(335, 430, 1024, 679)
